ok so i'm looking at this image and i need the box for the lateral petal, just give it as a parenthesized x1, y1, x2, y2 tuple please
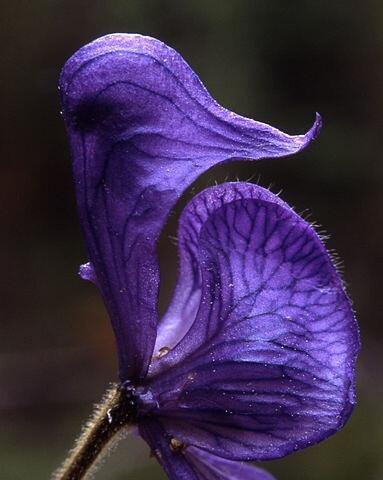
(154, 183, 289, 353)
(139, 419, 275, 480)
(186, 446, 276, 480)
(148, 183, 359, 460)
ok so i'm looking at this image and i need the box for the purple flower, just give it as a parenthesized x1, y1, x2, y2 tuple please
(59, 34, 359, 480)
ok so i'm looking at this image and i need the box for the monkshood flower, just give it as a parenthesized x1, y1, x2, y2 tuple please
(55, 34, 359, 480)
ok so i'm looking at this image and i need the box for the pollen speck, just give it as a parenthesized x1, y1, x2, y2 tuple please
(153, 346, 171, 360)
(169, 437, 185, 453)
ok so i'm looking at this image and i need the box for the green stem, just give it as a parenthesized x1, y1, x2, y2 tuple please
(52, 384, 135, 480)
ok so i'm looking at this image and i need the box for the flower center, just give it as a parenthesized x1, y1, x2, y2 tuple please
(121, 381, 158, 417)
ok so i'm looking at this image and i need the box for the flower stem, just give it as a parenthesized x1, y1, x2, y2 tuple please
(52, 384, 135, 480)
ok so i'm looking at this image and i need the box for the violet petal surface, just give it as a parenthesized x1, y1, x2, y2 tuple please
(140, 418, 275, 480)
(154, 183, 290, 354)
(148, 183, 359, 460)
(59, 34, 321, 381)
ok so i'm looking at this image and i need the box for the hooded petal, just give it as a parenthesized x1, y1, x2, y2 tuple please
(139, 418, 275, 480)
(147, 183, 359, 460)
(59, 33, 321, 381)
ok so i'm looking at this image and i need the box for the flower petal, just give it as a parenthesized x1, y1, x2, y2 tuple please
(185, 446, 276, 480)
(59, 33, 320, 381)
(139, 418, 275, 480)
(154, 183, 290, 353)
(148, 183, 359, 460)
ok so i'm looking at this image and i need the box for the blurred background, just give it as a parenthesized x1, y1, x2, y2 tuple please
(1, 1, 382, 478)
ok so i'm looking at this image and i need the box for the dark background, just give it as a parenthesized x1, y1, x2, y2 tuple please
(1, 1, 382, 479)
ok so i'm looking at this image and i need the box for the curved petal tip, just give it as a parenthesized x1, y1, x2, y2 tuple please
(305, 112, 322, 143)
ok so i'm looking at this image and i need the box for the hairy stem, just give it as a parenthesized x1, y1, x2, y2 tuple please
(52, 384, 135, 480)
